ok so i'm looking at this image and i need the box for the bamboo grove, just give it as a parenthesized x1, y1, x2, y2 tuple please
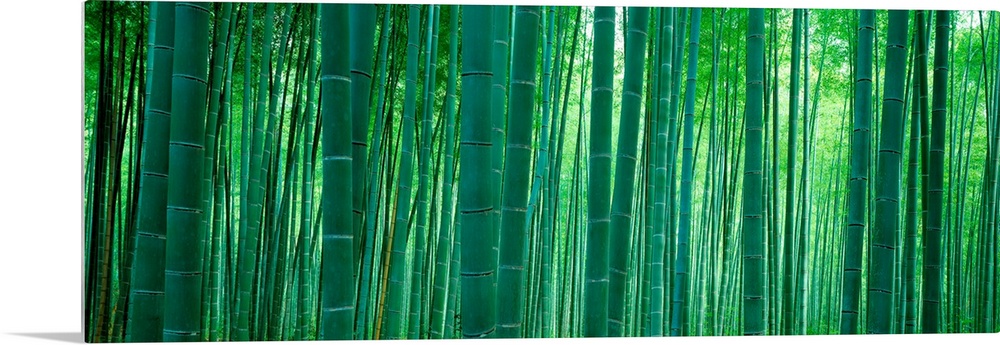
(83, 2, 1000, 341)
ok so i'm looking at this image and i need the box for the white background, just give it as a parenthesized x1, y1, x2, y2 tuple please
(0, 0, 997, 344)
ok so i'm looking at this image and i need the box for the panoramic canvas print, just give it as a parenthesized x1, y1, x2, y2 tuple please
(83, 1, 1000, 342)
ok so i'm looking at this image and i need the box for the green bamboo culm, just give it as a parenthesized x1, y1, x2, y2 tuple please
(497, 5, 540, 339)
(208, 18, 236, 336)
(257, 11, 292, 330)
(609, 6, 648, 336)
(904, 14, 922, 334)
(349, 3, 377, 301)
(236, 4, 274, 341)
(199, 4, 232, 337)
(904, 10, 927, 334)
(260, 4, 292, 247)
(459, 4, 496, 339)
(202, 3, 232, 339)
(236, 4, 253, 331)
(162, 2, 211, 341)
(125, 2, 173, 342)
(743, 7, 766, 337)
(318, 3, 355, 340)
(664, 10, 687, 314)
(356, 4, 393, 339)
(234, 2, 254, 338)
(429, 5, 460, 339)
(794, 9, 811, 335)
(586, 6, 615, 338)
(540, 9, 580, 336)
(384, 5, 422, 340)
(841, 9, 874, 336)
(670, 8, 699, 337)
(491, 6, 511, 259)
(868, 9, 909, 335)
(782, 9, 802, 336)
(272, 7, 297, 339)
(296, 6, 320, 339)
(916, 11, 932, 334)
(922, 10, 950, 334)
(650, 7, 674, 337)
(524, 8, 554, 334)
(986, 11, 1000, 334)
(86, 3, 109, 338)
(411, 5, 440, 339)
